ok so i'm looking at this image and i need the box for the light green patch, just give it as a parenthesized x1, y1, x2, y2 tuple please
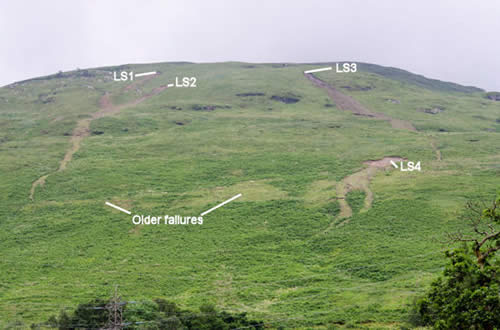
(161, 180, 289, 212)
(303, 179, 337, 207)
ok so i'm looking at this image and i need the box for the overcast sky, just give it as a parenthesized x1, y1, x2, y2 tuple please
(1, 1, 499, 90)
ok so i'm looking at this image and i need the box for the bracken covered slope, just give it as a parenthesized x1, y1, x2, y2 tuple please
(0, 62, 499, 328)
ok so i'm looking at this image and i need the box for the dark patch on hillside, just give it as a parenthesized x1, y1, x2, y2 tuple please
(236, 92, 265, 97)
(485, 92, 500, 101)
(162, 105, 182, 111)
(341, 85, 373, 91)
(418, 106, 445, 115)
(270, 94, 300, 104)
(36, 93, 56, 104)
(354, 113, 375, 118)
(270, 63, 293, 68)
(191, 104, 232, 111)
(386, 98, 400, 104)
(0, 135, 11, 144)
(97, 64, 133, 72)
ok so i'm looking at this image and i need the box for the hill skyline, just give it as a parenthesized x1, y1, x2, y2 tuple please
(8, 60, 487, 93)
(2, 2, 500, 91)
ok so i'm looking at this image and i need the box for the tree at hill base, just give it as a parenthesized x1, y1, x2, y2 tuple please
(412, 194, 500, 329)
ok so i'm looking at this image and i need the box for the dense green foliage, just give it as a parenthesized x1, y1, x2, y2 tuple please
(415, 249, 500, 329)
(415, 196, 500, 329)
(34, 299, 263, 329)
(1, 62, 499, 328)
(345, 190, 366, 215)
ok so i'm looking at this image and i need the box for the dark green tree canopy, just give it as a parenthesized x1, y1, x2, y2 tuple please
(415, 194, 500, 329)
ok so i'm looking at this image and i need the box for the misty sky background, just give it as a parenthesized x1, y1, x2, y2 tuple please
(1, 1, 499, 90)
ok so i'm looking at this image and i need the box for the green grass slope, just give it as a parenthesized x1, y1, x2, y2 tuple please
(358, 62, 483, 93)
(0, 62, 499, 328)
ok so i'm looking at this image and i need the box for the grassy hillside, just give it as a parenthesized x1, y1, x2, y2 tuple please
(0, 62, 499, 328)
(358, 62, 483, 93)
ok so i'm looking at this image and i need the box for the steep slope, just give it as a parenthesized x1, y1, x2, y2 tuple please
(0, 62, 499, 328)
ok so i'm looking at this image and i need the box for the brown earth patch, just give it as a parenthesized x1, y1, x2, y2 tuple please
(363, 156, 407, 168)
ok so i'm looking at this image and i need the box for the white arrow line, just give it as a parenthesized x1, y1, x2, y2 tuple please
(201, 193, 242, 216)
(135, 71, 157, 78)
(105, 201, 131, 215)
(304, 67, 332, 74)
(167, 83, 174, 87)
(390, 160, 399, 169)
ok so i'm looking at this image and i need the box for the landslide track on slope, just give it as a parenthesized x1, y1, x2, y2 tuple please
(29, 78, 169, 200)
(324, 157, 405, 232)
(305, 73, 417, 131)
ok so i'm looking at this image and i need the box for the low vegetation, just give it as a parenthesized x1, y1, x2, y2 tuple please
(0, 62, 499, 328)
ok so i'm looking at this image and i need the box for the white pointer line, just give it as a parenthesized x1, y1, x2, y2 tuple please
(167, 83, 174, 87)
(201, 193, 242, 216)
(105, 202, 131, 215)
(135, 71, 157, 78)
(390, 160, 399, 169)
(304, 67, 332, 74)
